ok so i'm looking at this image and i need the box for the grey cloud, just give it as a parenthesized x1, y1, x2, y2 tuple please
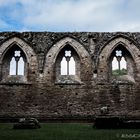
(0, 0, 140, 31)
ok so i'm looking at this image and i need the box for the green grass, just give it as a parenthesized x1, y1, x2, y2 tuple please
(112, 68, 127, 76)
(0, 123, 139, 140)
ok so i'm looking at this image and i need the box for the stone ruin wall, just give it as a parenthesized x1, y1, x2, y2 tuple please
(0, 32, 140, 121)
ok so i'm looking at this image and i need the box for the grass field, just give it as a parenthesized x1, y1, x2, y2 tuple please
(0, 123, 139, 140)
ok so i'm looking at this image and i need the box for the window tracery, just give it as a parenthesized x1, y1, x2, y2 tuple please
(61, 50, 75, 75)
(10, 50, 25, 75)
(2, 44, 27, 82)
(112, 49, 127, 76)
(55, 45, 80, 84)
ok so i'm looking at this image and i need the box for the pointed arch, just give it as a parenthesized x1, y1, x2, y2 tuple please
(58, 47, 77, 76)
(6, 47, 26, 76)
(0, 37, 37, 65)
(109, 44, 130, 76)
(0, 37, 38, 82)
(44, 37, 92, 83)
(55, 45, 80, 83)
(46, 37, 90, 63)
(99, 36, 139, 61)
(98, 37, 140, 82)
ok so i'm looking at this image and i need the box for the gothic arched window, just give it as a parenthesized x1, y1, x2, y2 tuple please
(55, 45, 80, 83)
(60, 50, 75, 75)
(10, 50, 25, 75)
(2, 44, 27, 82)
(110, 44, 134, 78)
(112, 49, 127, 76)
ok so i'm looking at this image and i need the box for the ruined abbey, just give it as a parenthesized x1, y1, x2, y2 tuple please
(0, 32, 140, 121)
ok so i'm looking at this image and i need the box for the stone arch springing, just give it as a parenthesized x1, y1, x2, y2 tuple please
(0, 37, 38, 82)
(98, 37, 140, 82)
(44, 37, 92, 83)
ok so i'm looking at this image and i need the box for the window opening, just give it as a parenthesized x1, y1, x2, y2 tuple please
(61, 50, 75, 75)
(9, 50, 24, 75)
(112, 50, 127, 76)
(10, 57, 16, 75)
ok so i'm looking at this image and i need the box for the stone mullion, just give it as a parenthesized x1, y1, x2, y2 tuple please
(66, 56, 71, 75)
(15, 56, 20, 75)
(116, 56, 122, 74)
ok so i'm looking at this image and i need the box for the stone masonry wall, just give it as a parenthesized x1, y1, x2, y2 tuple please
(0, 32, 140, 121)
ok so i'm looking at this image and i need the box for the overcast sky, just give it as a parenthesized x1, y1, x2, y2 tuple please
(0, 0, 140, 32)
